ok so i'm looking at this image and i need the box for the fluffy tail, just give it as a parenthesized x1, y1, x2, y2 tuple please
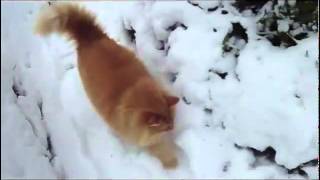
(34, 3, 105, 45)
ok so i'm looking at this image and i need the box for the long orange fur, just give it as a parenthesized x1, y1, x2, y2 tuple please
(34, 3, 179, 168)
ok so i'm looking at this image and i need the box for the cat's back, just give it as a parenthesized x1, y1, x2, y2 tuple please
(77, 37, 152, 112)
(78, 38, 148, 79)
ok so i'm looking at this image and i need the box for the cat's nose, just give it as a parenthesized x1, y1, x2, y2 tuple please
(166, 124, 173, 131)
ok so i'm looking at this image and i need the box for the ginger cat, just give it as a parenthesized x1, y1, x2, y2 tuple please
(35, 3, 179, 168)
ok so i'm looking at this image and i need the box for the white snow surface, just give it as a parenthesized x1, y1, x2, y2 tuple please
(1, 1, 318, 179)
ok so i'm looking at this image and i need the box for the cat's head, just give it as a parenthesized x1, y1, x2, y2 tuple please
(120, 78, 179, 146)
(139, 95, 179, 132)
(132, 94, 179, 146)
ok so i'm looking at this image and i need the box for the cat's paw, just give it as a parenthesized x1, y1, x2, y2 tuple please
(162, 155, 178, 169)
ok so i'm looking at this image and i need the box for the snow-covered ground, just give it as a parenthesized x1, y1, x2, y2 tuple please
(1, 1, 318, 179)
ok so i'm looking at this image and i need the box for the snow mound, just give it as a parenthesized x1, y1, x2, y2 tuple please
(1, 1, 318, 179)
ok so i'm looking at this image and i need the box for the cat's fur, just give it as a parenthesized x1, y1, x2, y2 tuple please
(35, 3, 179, 168)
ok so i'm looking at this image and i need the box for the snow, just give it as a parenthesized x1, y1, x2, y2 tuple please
(1, 1, 318, 179)
(288, 0, 297, 7)
(278, 19, 290, 32)
(278, 0, 286, 6)
(188, 0, 221, 10)
(227, 37, 318, 168)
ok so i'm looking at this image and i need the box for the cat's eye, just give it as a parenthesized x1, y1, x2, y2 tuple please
(142, 111, 168, 128)
(147, 116, 163, 127)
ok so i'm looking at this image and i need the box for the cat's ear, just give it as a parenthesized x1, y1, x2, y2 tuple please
(142, 112, 162, 127)
(165, 95, 179, 106)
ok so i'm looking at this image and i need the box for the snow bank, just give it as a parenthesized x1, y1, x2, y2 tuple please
(1, 1, 318, 179)
(1, 2, 56, 178)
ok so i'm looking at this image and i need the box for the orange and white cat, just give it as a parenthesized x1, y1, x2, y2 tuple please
(34, 3, 179, 168)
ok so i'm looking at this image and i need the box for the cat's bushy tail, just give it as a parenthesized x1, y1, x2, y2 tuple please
(34, 3, 105, 45)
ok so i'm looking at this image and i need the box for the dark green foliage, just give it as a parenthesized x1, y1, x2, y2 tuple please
(222, 22, 248, 57)
(125, 27, 136, 43)
(257, 0, 318, 47)
(233, 0, 270, 14)
(232, 0, 318, 48)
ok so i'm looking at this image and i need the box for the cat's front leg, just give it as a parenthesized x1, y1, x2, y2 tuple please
(147, 138, 178, 169)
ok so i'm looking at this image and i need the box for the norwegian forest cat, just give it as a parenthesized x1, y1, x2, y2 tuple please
(35, 3, 180, 168)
